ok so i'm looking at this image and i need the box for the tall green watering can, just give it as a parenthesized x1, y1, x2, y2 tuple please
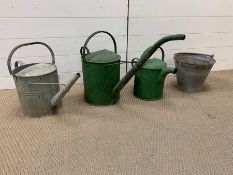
(131, 47, 177, 100)
(80, 31, 185, 106)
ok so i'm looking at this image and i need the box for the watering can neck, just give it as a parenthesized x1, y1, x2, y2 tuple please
(112, 34, 186, 95)
(50, 73, 80, 108)
(157, 67, 177, 83)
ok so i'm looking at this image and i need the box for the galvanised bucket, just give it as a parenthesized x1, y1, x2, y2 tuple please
(174, 53, 216, 92)
(8, 42, 80, 117)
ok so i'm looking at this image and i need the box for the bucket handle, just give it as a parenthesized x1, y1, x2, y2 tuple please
(7, 42, 55, 75)
(130, 47, 165, 66)
(80, 31, 117, 60)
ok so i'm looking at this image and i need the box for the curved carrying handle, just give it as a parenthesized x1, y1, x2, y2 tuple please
(7, 42, 55, 75)
(80, 31, 117, 60)
(130, 47, 165, 67)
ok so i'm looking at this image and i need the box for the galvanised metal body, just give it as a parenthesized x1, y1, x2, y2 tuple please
(81, 31, 186, 106)
(8, 42, 80, 117)
(174, 53, 216, 92)
(132, 48, 177, 100)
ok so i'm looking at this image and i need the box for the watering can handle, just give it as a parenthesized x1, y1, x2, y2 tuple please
(7, 42, 55, 75)
(80, 31, 117, 59)
(159, 47, 165, 61)
(130, 47, 165, 66)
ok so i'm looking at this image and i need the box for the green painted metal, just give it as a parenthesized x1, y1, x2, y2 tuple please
(141, 58, 166, 69)
(112, 34, 185, 96)
(81, 31, 186, 105)
(133, 58, 177, 100)
(81, 60, 120, 105)
(80, 31, 120, 105)
(131, 40, 185, 100)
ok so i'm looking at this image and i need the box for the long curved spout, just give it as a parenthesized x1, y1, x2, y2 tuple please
(51, 73, 80, 108)
(112, 34, 186, 95)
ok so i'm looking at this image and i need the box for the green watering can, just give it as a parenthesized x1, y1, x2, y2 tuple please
(131, 47, 177, 100)
(80, 31, 185, 106)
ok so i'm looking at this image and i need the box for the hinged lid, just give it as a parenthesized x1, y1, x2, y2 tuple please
(84, 49, 120, 63)
(142, 58, 167, 70)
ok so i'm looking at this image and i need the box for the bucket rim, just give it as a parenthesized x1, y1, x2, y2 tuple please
(174, 52, 216, 66)
(14, 63, 57, 78)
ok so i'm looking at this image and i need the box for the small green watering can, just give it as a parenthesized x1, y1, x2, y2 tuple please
(131, 47, 177, 100)
(80, 31, 185, 106)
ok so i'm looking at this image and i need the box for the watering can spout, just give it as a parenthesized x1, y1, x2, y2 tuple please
(51, 73, 80, 108)
(112, 34, 186, 95)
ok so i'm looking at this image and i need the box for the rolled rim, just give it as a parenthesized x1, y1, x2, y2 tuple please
(14, 63, 57, 78)
(174, 52, 216, 66)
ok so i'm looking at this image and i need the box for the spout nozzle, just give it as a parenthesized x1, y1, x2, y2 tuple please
(176, 34, 186, 40)
(51, 73, 80, 108)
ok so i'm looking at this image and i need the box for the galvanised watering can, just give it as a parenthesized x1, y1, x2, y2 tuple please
(80, 31, 185, 106)
(8, 42, 80, 117)
(131, 47, 177, 100)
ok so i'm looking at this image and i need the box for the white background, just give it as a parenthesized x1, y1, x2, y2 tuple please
(0, 0, 233, 89)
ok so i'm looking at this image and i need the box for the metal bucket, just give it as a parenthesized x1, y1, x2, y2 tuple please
(174, 53, 216, 92)
(8, 42, 80, 117)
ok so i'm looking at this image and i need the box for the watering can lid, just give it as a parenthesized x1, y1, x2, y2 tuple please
(142, 58, 167, 70)
(84, 49, 120, 63)
(15, 63, 57, 77)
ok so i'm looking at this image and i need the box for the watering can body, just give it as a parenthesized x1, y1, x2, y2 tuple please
(82, 50, 121, 105)
(81, 31, 186, 106)
(13, 64, 60, 116)
(81, 31, 121, 105)
(133, 57, 176, 100)
(8, 42, 80, 117)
